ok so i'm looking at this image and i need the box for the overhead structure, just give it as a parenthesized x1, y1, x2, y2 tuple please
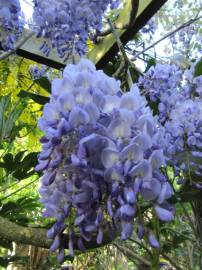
(0, 0, 168, 69)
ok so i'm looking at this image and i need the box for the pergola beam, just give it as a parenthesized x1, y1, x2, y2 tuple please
(0, 0, 168, 69)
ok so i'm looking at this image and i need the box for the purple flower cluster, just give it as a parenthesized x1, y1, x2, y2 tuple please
(140, 62, 202, 180)
(36, 59, 173, 262)
(29, 64, 46, 80)
(32, 0, 119, 59)
(138, 63, 184, 123)
(164, 95, 202, 177)
(170, 25, 197, 48)
(0, 0, 24, 51)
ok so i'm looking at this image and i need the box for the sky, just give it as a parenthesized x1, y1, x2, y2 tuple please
(20, 0, 33, 21)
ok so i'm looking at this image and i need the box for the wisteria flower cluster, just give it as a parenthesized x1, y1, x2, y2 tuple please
(36, 59, 174, 262)
(170, 25, 198, 48)
(138, 63, 184, 123)
(32, 0, 119, 59)
(29, 64, 46, 80)
(139, 61, 202, 182)
(165, 98, 202, 177)
(0, 0, 24, 51)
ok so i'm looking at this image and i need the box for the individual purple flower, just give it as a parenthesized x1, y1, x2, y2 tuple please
(148, 232, 160, 249)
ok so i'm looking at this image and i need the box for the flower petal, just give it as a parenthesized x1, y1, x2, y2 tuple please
(149, 149, 165, 169)
(107, 118, 131, 139)
(121, 143, 143, 162)
(129, 160, 152, 179)
(101, 148, 119, 168)
(148, 232, 160, 249)
(155, 204, 174, 222)
(121, 222, 133, 240)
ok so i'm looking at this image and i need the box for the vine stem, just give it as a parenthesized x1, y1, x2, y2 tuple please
(107, 18, 133, 88)
(132, 15, 202, 60)
(151, 212, 160, 270)
(114, 243, 151, 267)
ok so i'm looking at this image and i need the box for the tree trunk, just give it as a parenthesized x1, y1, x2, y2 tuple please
(0, 216, 113, 251)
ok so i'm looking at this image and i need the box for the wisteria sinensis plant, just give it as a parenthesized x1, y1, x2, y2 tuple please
(36, 59, 174, 262)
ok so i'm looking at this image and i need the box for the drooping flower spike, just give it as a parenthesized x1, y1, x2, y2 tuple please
(0, 0, 24, 51)
(32, 0, 119, 58)
(139, 61, 202, 181)
(37, 59, 174, 262)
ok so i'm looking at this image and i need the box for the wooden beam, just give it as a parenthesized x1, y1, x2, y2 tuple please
(94, 0, 168, 69)
(0, 0, 168, 69)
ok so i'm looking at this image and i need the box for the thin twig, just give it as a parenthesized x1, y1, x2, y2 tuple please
(107, 18, 129, 66)
(98, 0, 139, 37)
(0, 32, 34, 61)
(107, 18, 133, 87)
(0, 181, 22, 194)
(180, 202, 198, 239)
(129, 238, 152, 257)
(114, 243, 151, 267)
(0, 178, 38, 202)
(161, 252, 184, 270)
(22, 0, 34, 7)
(132, 15, 202, 60)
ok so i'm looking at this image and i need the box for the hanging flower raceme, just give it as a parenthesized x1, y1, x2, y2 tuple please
(29, 64, 46, 80)
(138, 63, 184, 123)
(165, 98, 202, 179)
(36, 59, 174, 262)
(32, 0, 119, 59)
(142, 62, 202, 183)
(170, 24, 199, 48)
(0, 0, 24, 51)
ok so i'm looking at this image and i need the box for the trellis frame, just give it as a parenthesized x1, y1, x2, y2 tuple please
(0, 0, 168, 69)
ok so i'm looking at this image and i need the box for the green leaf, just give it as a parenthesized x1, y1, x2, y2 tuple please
(2, 153, 14, 172)
(20, 152, 39, 169)
(0, 197, 40, 225)
(18, 90, 49, 105)
(12, 152, 39, 180)
(194, 57, 202, 77)
(0, 152, 39, 180)
(0, 94, 11, 144)
(173, 234, 188, 246)
(34, 77, 51, 93)
(0, 95, 27, 144)
(0, 239, 12, 250)
(14, 151, 26, 165)
(144, 58, 156, 73)
(0, 202, 18, 216)
(4, 102, 26, 138)
(0, 256, 28, 267)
